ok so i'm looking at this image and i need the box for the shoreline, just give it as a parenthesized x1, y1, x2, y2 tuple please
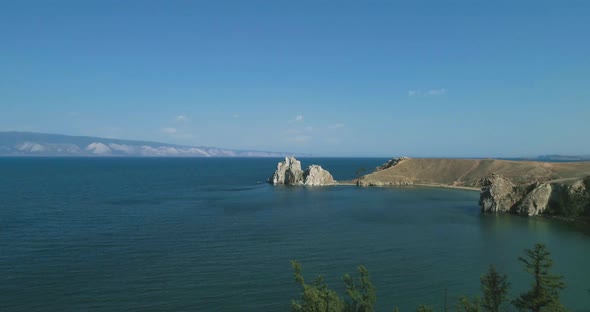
(334, 180, 480, 192)
(411, 183, 480, 192)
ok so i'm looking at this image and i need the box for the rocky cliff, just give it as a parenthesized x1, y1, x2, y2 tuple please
(479, 174, 525, 213)
(269, 157, 335, 186)
(480, 174, 590, 217)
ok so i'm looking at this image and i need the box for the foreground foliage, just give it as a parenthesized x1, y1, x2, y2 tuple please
(481, 265, 510, 312)
(457, 265, 510, 312)
(343, 265, 377, 312)
(512, 244, 566, 312)
(290, 243, 571, 311)
(290, 260, 344, 312)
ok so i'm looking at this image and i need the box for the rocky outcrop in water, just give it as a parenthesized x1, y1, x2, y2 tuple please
(269, 157, 335, 186)
(479, 174, 524, 213)
(515, 183, 553, 216)
(479, 174, 590, 217)
(269, 157, 304, 185)
(303, 165, 335, 186)
(548, 179, 590, 217)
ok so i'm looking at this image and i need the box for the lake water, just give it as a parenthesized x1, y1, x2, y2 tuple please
(1, 158, 589, 311)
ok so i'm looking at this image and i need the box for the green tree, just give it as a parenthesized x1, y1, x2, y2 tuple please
(416, 304, 434, 312)
(343, 265, 376, 312)
(290, 260, 345, 312)
(512, 244, 567, 312)
(457, 296, 482, 312)
(480, 265, 510, 312)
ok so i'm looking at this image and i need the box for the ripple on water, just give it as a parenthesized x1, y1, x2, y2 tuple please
(1, 158, 590, 312)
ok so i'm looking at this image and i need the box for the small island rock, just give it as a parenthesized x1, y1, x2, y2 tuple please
(269, 157, 335, 186)
(269, 157, 304, 185)
(304, 165, 335, 186)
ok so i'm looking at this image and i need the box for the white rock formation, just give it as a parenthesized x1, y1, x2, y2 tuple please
(304, 165, 335, 186)
(479, 174, 521, 213)
(515, 183, 552, 216)
(269, 157, 304, 185)
(269, 157, 335, 186)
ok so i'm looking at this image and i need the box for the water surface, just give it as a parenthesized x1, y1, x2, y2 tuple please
(1, 158, 589, 311)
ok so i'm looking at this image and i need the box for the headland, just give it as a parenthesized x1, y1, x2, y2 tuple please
(269, 157, 590, 219)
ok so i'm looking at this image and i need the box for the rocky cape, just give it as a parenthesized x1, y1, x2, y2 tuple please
(358, 157, 590, 218)
(269, 157, 335, 186)
(267, 156, 590, 218)
(480, 174, 590, 217)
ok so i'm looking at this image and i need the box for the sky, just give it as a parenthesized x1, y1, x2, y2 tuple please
(1, 1, 589, 157)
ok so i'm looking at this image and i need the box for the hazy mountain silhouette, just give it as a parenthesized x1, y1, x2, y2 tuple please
(0, 132, 307, 157)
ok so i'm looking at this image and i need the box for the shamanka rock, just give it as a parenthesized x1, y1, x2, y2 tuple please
(269, 157, 304, 185)
(269, 157, 335, 186)
(304, 165, 335, 186)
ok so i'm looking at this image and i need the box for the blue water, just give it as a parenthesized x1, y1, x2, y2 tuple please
(1, 158, 589, 311)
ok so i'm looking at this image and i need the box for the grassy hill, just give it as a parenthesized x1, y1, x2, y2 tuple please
(359, 158, 590, 188)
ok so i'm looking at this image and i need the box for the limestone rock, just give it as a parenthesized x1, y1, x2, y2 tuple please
(269, 157, 304, 185)
(479, 174, 521, 213)
(479, 173, 590, 217)
(515, 183, 552, 216)
(269, 157, 335, 186)
(304, 165, 335, 186)
(548, 178, 590, 216)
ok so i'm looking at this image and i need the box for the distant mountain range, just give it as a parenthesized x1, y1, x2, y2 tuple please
(0, 132, 307, 157)
(526, 154, 590, 162)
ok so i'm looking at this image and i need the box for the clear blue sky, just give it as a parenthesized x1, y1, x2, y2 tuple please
(1, 1, 589, 157)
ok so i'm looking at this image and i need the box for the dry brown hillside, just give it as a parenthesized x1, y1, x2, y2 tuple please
(359, 158, 590, 188)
